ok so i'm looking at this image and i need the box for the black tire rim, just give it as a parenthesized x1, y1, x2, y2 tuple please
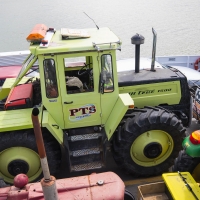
(143, 142, 162, 158)
(8, 159, 29, 176)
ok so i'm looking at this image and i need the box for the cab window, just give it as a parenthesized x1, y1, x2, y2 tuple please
(43, 59, 59, 98)
(64, 56, 94, 94)
(101, 54, 114, 93)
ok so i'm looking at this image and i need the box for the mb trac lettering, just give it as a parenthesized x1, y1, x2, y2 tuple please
(129, 88, 172, 96)
(158, 88, 172, 92)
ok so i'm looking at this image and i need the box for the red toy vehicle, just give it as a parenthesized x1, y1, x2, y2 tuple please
(0, 172, 127, 200)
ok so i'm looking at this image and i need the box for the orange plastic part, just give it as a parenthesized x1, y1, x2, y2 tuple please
(26, 24, 48, 42)
(190, 130, 200, 144)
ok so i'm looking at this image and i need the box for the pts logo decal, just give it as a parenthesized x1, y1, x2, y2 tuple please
(69, 104, 96, 121)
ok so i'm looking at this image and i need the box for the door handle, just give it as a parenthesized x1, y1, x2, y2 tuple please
(52, 124, 59, 129)
(64, 101, 73, 104)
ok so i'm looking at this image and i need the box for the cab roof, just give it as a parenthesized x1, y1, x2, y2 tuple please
(29, 27, 121, 55)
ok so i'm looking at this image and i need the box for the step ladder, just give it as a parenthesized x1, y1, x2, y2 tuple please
(64, 126, 106, 172)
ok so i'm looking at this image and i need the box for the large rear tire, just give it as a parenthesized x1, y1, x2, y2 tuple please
(0, 129, 61, 184)
(112, 106, 185, 177)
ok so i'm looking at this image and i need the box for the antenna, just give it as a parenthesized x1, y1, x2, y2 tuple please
(83, 12, 99, 30)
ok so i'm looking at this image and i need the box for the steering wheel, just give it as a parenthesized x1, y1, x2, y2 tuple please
(78, 63, 92, 76)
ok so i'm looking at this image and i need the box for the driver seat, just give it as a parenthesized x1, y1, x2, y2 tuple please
(66, 76, 83, 93)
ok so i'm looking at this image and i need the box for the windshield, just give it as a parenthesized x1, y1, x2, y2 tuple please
(12, 53, 37, 87)
(17, 54, 37, 78)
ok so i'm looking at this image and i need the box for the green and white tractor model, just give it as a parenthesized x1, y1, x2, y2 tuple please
(0, 24, 192, 183)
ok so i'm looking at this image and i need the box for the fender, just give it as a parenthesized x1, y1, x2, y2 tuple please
(0, 107, 63, 144)
(0, 108, 34, 132)
(41, 110, 63, 144)
(104, 93, 134, 140)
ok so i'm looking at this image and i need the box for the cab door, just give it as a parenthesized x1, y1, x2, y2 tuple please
(57, 52, 102, 129)
(98, 51, 119, 125)
(39, 55, 65, 128)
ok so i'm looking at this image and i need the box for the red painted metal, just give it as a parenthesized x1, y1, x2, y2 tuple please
(5, 83, 33, 110)
(0, 172, 125, 200)
(0, 66, 21, 79)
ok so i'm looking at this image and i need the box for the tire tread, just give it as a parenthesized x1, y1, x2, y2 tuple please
(112, 107, 185, 177)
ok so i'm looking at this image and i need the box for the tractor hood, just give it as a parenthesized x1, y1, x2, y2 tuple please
(164, 65, 200, 87)
(167, 65, 200, 80)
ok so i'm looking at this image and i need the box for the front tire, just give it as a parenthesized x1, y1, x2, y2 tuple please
(112, 106, 185, 177)
(172, 150, 200, 181)
(0, 129, 61, 184)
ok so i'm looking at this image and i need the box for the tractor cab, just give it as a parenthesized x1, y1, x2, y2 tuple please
(1, 24, 133, 132)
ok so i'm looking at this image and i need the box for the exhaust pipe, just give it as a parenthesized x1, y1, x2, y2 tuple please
(131, 33, 145, 73)
(31, 107, 59, 200)
(151, 28, 157, 71)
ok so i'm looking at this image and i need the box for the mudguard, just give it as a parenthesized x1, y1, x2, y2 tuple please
(0, 108, 34, 132)
(0, 108, 63, 144)
(104, 93, 134, 140)
(42, 110, 63, 144)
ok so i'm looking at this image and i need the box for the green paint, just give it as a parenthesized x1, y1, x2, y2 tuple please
(119, 81, 181, 108)
(105, 93, 133, 140)
(182, 136, 200, 157)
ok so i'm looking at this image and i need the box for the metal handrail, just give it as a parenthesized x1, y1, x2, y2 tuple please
(92, 41, 121, 51)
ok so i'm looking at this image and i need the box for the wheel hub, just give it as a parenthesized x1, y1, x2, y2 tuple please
(8, 160, 29, 176)
(144, 142, 162, 158)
